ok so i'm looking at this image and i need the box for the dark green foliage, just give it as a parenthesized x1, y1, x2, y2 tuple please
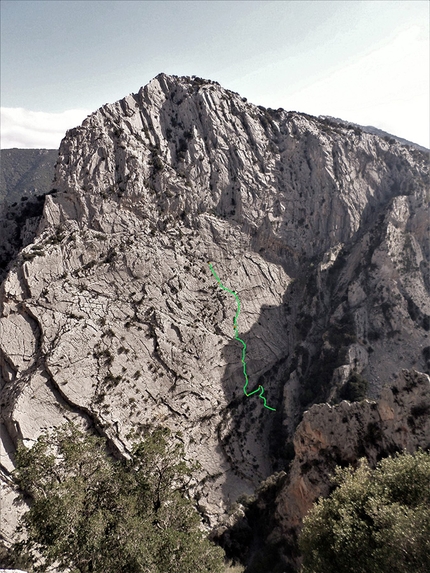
(364, 421, 383, 447)
(327, 312, 357, 347)
(190, 75, 208, 90)
(406, 296, 430, 331)
(152, 154, 164, 172)
(46, 226, 65, 245)
(148, 145, 164, 174)
(0, 538, 30, 570)
(338, 371, 368, 402)
(410, 403, 430, 418)
(177, 138, 188, 161)
(104, 248, 117, 264)
(299, 450, 430, 573)
(11, 423, 225, 573)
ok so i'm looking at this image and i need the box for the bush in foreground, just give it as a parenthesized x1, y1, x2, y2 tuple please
(299, 450, 430, 573)
(11, 423, 225, 573)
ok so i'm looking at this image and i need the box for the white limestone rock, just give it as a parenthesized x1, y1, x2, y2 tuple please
(0, 74, 428, 551)
(273, 370, 430, 560)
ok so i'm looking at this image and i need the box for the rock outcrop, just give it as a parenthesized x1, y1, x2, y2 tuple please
(216, 369, 430, 570)
(0, 74, 428, 564)
(277, 368, 430, 536)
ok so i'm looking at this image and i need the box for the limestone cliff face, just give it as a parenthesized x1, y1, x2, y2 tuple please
(216, 369, 430, 570)
(277, 369, 430, 534)
(0, 74, 429, 550)
(273, 369, 430, 570)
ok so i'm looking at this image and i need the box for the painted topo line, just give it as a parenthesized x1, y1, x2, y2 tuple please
(208, 263, 276, 411)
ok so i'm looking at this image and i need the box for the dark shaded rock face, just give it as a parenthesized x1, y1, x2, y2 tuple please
(0, 149, 57, 283)
(0, 74, 429, 568)
(0, 194, 46, 283)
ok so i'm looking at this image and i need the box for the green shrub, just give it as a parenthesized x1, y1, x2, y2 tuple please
(299, 450, 430, 573)
(11, 423, 225, 573)
(338, 371, 368, 402)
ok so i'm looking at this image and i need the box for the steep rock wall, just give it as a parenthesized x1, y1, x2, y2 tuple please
(0, 75, 428, 548)
(216, 370, 430, 570)
(278, 369, 430, 531)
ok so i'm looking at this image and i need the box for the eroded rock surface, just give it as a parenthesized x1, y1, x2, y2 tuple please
(216, 369, 430, 570)
(0, 74, 429, 552)
(278, 369, 430, 530)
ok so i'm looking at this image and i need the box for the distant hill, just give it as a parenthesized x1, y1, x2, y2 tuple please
(319, 116, 429, 152)
(0, 149, 56, 282)
(0, 148, 57, 204)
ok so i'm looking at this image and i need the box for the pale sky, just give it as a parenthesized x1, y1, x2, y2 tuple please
(1, 0, 428, 149)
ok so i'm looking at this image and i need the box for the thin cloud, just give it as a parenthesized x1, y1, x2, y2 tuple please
(0, 107, 92, 149)
(284, 26, 429, 148)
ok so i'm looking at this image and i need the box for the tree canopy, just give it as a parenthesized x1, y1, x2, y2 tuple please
(299, 450, 430, 573)
(11, 423, 225, 573)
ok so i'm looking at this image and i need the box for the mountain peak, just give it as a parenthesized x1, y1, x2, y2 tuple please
(1, 74, 429, 569)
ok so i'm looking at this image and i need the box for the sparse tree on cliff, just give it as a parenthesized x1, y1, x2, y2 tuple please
(11, 423, 225, 573)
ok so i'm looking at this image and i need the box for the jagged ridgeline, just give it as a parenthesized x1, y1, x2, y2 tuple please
(1, 74, 429, 571)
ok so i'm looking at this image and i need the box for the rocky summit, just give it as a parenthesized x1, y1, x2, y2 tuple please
(1, 73, 429, 567)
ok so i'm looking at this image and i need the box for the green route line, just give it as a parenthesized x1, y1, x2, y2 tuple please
(208, 262, 276, 412)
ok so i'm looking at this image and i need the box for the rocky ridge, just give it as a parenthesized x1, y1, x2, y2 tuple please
(0, 74, 429, 566)
(216, 369, 430, 570)
(281, 369, 430, 524)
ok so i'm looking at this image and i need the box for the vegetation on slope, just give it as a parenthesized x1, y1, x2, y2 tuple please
(299, 450, 430, 573)
(0, 148, 57, 204)
(9, 423, 225, 573)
